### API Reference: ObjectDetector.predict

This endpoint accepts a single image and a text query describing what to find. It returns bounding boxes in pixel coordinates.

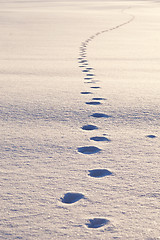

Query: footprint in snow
[91,113,111,118]
[90,136,111,142]
[79,60,87,63]
[90,86,100,89]
[82,124,98,130]
[84,81,93,84]
[88,169,112,178]
[78,146,101,154]
[81,91,92,94]
[86,67,94,70]
[146,135,156,138]
[84,77,92,80]
[92,97,106,100]
[87,73,94,76]
[61,192,84,204]
[79,59,86,61]
[86,101,101,105]
[86,218,109,228]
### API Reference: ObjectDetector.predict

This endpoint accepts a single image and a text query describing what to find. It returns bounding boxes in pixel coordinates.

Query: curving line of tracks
[61,7,135,230]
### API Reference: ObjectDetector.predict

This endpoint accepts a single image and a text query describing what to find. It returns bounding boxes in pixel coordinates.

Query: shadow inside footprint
[90,86,100,89]
[90,136,110,142]
[88,169,112,178]
[86,67,93,70]
[80,60,87,63]
[61,192,84,204]
[86,101,101,105]
[91,113,111,118]
[146,135,156,138]
[86,218,109,228]
[84,81,92,84]
[82,125,98,130]
[92,97,106,100]
[78,146,101,154]
[87,73,94,76]
[81,91,92,94]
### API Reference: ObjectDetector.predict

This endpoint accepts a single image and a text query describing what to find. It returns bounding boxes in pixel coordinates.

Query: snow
[0,0,160,239]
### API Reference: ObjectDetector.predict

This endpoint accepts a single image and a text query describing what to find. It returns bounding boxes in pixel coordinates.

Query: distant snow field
[0,0,160,239]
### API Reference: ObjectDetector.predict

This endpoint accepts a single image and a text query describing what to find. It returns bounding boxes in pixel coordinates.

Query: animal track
[61,193,84,204]
[88,169,112,178]
[87,73,94,77]
[146,135,156,138]
[78,146,101,154]
[81,91,92,94]
[86,218,109,228]
[86,67,94,70]
[84,81,93,84]
[79,60,87,63]
[90,136,111,142]
[85,101,101,105]
[77,8,135,233]
[91,113,111,118]
[92,97,106,100]
[90,86,100,89]
[82,125,98,130]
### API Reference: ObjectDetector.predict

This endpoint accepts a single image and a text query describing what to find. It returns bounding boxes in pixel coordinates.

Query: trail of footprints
[60,13,133,230]
[76,32,113,228]
[60,27,114,227]
[60,11,157,230]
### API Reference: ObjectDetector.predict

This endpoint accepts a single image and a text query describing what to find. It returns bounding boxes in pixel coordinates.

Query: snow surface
[0,0,160,239]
